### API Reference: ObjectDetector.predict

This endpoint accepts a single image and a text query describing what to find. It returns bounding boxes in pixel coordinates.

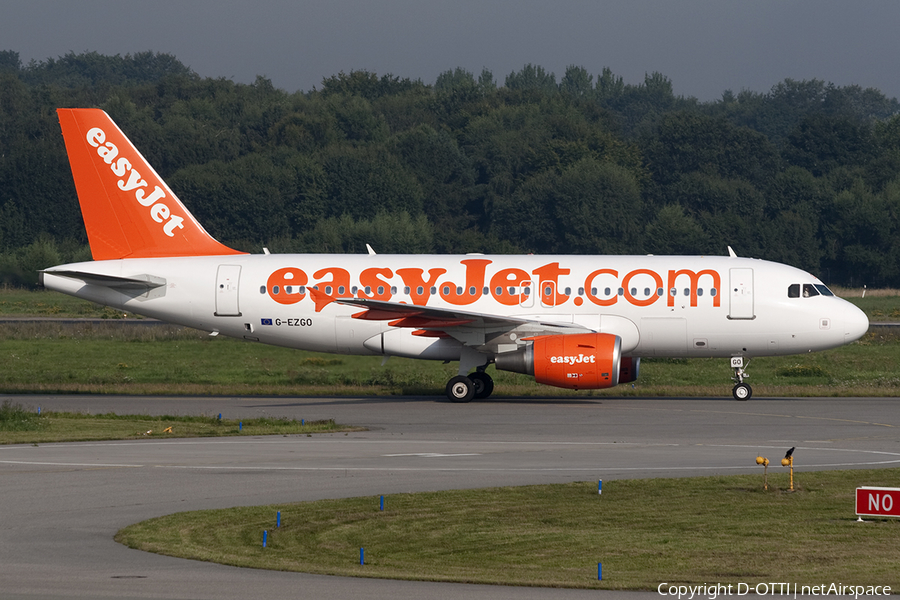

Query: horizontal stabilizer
[41,270,166,291]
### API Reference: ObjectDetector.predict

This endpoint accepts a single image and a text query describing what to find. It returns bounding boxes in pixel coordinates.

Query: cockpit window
[790,283,832,298]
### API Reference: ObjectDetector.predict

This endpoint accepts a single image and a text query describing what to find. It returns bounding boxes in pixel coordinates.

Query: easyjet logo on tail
[85,127,185,237]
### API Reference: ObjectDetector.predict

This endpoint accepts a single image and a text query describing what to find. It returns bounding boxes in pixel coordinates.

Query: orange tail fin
[57,108,244,260]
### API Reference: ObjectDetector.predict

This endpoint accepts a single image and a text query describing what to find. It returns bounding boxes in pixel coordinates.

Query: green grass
[843,294,900,322]
[0,399,44,431]
[116,468,900,589]
[0,288,133,318]
[1,322,899,396]
[0,400,357,444]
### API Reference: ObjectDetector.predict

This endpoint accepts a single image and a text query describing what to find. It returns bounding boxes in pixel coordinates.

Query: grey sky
[4,0,899,101]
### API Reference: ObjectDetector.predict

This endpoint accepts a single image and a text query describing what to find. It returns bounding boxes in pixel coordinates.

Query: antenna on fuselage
[727,246,738,258]
[366,244,377,255]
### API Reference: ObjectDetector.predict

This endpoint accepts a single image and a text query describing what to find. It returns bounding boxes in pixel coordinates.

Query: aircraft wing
[309,288,591,348]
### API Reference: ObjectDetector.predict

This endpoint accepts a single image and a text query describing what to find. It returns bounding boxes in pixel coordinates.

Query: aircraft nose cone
[843,303,869,342]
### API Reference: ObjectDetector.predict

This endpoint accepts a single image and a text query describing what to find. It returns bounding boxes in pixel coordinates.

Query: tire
[446,375,475,403]
[469,371,494,399]
[732,383,752,401]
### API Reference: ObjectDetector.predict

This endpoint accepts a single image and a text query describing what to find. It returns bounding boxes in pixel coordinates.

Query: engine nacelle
[619,356,640,384]
[494,333,621,390]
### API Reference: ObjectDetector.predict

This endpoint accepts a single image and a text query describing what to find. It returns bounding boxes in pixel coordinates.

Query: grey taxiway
[1,394,898,599]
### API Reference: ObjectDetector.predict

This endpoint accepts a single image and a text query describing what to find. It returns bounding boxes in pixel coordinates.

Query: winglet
[57,108,245,260]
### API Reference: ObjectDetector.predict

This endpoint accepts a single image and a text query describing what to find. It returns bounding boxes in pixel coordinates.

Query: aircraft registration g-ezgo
[42,109,870,401]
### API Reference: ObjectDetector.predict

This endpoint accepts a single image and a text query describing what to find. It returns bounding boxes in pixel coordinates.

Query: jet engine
[619,356,640,384]
[494,333,621,389]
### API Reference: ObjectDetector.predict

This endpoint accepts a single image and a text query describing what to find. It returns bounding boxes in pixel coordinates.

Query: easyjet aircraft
[41,109,869,401]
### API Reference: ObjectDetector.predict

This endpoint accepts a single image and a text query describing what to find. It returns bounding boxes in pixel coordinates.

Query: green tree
[560,65,593,98]
[596,67,624,101]
[785,115,874,177]
[824,179,900,286]
[505,64,557,94]
[321,145,424,220]
[0,50,21,72]
[319,70,421,100]
[299,212,435,254]
[644,205,710,255]
[642,112,780,190]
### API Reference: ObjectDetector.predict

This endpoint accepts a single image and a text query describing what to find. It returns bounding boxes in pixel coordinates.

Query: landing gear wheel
[446,375,475,403]
[732,383,752,401]
[468,371,494,399]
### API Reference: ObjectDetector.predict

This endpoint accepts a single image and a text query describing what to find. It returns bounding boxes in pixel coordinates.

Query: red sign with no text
[856,487,900,517]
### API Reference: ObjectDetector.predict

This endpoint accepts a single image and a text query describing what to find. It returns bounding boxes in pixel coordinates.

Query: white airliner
[41,109,869,401]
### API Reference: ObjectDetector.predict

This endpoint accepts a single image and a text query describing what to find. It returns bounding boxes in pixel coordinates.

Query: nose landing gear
[731,356,752,400]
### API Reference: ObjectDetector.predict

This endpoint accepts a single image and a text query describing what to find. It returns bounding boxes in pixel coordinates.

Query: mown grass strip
[115,468,900,589]
[0,401,359,444]
[2,322,900,397]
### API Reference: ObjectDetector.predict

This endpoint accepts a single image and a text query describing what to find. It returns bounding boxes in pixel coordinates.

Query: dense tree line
[1,50,899,287]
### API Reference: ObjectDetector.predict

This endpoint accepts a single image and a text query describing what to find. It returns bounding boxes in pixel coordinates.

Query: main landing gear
[731,356,752,400]
[445,368,494,403]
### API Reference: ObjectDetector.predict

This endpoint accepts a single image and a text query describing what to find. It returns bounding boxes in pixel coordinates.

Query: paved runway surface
[1,394,898,599]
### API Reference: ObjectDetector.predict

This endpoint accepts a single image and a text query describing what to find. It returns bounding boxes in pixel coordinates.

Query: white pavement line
[698,444,900,457]
[382,453,482,457]
[150,460,900,472]
[0,460,143,467]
